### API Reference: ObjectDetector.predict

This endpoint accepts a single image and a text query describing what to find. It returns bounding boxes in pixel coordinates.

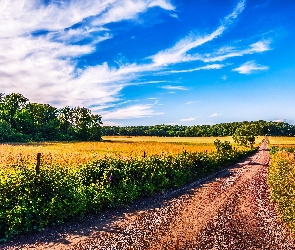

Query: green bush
[0,146,256,242]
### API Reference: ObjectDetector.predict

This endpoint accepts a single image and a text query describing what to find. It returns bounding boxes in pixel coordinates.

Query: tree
[26,103,60,140]
[0,93,28,129]
[232,124,261,149]
[70,107,103,141]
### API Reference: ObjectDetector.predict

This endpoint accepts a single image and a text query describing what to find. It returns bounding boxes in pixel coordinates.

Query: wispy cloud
[102,104,164,120]
[197,40,271,63]
[162,85,189,90]
[186,101,197,105]
[149,0,246,66]
[232,61,269,74]
[221,75,227,80]
[180,117,196,122]
[102,121,123,126]
[210,113,221,117]
[168,64,225,73]
[92,0,175,25]
[0,0,272,122]
[0,0,174,109]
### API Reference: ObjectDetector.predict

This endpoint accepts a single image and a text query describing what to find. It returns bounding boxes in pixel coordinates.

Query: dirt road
[3,139,295,249]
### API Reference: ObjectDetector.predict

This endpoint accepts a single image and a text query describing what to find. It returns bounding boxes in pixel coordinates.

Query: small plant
[214,139,232,153]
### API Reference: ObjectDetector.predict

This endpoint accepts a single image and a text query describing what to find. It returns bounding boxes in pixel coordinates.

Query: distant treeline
[0,93,103,142]
[102,121,295,137]
[1,93,294,142]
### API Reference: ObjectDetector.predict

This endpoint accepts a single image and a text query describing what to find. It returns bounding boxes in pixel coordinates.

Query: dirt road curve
[3,139,295,250]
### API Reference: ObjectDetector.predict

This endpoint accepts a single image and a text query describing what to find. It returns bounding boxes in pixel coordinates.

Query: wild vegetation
[268,138,295,233]
[0,138,256,241]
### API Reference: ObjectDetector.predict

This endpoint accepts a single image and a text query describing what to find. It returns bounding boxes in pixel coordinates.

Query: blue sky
[0,0,294,126]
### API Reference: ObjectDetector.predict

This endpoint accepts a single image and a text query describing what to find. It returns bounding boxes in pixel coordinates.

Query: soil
[2,139,295,249]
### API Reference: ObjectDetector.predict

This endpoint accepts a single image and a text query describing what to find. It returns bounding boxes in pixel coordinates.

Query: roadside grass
[268,137,295,234]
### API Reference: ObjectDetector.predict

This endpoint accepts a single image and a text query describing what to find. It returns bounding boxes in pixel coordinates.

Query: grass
[0,136,266,169]
[267,136,295,234]
[267,136,295,145]
[103,136,236,143]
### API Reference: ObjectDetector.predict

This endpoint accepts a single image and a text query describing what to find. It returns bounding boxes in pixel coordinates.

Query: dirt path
[3,139,295,249]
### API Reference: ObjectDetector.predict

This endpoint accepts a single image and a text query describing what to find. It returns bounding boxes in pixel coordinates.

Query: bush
[0,146,256,241]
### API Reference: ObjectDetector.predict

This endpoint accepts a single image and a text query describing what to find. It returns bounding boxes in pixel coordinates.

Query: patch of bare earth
[2,139,295,249]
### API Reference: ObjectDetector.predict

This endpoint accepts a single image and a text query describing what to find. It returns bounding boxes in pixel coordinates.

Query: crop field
[0,136,259,240]
[0,136,254,168]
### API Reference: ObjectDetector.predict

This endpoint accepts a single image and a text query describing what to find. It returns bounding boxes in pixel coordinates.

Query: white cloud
[180,117,196,122]
[221,75,227,80]
[0,0,174,109]
[232,61,269,74]
[102,104,164,120]
[186,101,197,105]
[162,85,189,90]
[223,0,246,25]
[0,0,271,122]
[197,40,271,63]
[273,119,285,123]
[168,64,225,73]
[149,0,245,66]
[210,113,221,117]
[102,121,123,126]
[92,0,175,25]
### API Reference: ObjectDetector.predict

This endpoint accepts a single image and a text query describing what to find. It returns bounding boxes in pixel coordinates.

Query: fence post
[143,151,146,158]
[36,153,41,175]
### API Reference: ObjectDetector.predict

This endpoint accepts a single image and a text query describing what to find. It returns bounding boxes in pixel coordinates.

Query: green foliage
[268,148,295,233]
[103,120,295,137]
[214,139,232,153]
[0,146,255,241]
[232,123,260,148]
[0,93,103,142]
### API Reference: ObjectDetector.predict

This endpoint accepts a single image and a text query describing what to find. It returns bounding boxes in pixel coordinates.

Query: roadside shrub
[268,148,295,232]
[0,146,256,242]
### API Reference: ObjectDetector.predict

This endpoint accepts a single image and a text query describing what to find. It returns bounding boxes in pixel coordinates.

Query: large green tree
[232,123,261,149]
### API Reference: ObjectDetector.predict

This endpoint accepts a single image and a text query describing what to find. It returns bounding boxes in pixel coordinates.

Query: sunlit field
[1,136,260,239]
[0,136,262,168]
[102,136,236,143]
[268,136,295,145]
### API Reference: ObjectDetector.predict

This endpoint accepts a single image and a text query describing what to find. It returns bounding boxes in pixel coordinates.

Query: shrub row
[0,147,255,241]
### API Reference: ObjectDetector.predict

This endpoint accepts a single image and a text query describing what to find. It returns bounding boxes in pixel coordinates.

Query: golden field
[0,136,266,168]
[267,136,295,145]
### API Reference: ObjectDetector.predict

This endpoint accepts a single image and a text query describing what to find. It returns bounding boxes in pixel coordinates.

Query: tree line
[1,93,294,142]
[0,93,103,142]
[102,120,295,137]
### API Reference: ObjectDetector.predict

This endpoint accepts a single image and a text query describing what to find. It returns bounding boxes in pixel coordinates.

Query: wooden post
[36,153,41,175]
[143,151,146,158]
